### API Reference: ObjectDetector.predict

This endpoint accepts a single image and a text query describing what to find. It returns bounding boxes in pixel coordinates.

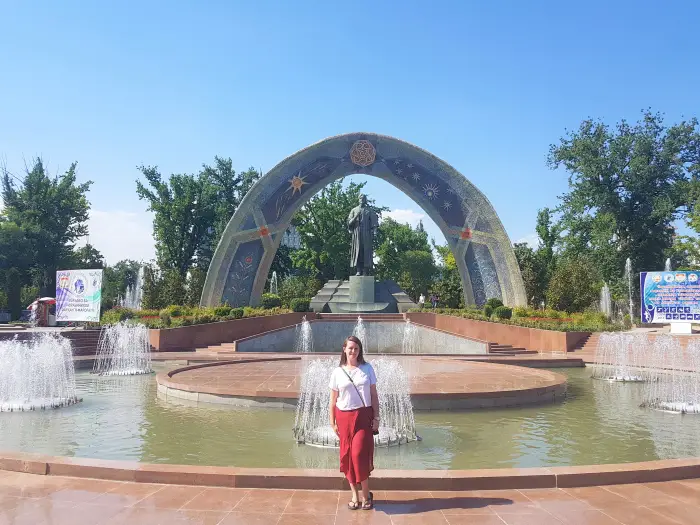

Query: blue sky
[2,1,698,263]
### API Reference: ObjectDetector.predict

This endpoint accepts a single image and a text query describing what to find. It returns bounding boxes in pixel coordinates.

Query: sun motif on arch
[349,140,376,167]
[423,183,439,200]
[287,171,308,195]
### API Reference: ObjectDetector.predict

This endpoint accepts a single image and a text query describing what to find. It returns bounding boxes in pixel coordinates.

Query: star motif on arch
[407,163,414,168]
[411,172,421,182]
[394,159,401,165]
[396,167,403,174]
[446,186,457,195]
[423,183,439,200]
[287,171,308,195]
[442,201,452,211]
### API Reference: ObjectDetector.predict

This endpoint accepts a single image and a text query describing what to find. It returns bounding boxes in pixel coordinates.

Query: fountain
[402,319,419,354]
[121,266,144,310]
[93,322,153,376]
[599,283,612,319]
[270,271,278,295]
[0,333,80,411]
[665,258,672,272]
[293,316,314,353]
[293,356,418,447]
[624,257,634,319]
[353,316,368,353]
[643,336,700,413]
[591,333,647,381]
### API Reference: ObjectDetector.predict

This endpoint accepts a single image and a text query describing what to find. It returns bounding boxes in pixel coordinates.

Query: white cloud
[79,210,155,265]
[515,232,539,249]
[383,208,426,228]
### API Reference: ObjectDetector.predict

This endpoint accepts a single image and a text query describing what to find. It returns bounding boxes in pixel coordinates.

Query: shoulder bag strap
[341,367,366,407]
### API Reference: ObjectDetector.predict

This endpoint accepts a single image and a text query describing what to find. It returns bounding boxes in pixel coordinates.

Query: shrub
[485,298,504,309]
[229,307,244,319]
[513,306,533,318]
[102,307,135,324]
[163,305,183,317]
[193,313,215,324]
[158,309,172,327]
[483,304,494,318]
[213,305,232,317]
[493,306,513,320]
[261,293,282,309]
[290,298,310,312]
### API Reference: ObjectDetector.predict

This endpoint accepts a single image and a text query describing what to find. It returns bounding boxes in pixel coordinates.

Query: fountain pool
[2,367,700,469]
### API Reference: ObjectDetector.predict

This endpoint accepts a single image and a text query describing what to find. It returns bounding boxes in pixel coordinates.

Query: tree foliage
[291,180,386,281]
[546,255,601,313]
[396,250,437,301]
[136,158,260,278]
[431,243,464,308]
[549,110,700,299]
[1,159,93,294]
[375,218,432,283]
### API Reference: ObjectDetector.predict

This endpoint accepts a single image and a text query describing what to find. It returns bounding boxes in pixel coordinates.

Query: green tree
[1,159,92,294]
[291,180,386,281]
[513,242,545,307]
[546,255,601,312]
[548,110,700,297]
[102,259,141,310]
[70,244,105,269]
[375,218,432,283]
[136,160,261,279]
[136,166,218,277]
[432,243,464,308]
[396,250,436,301]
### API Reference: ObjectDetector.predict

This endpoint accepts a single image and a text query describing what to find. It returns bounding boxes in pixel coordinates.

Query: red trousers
[335,406,375,484]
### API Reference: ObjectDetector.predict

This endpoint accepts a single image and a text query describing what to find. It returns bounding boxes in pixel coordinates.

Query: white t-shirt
[329,363,377,411]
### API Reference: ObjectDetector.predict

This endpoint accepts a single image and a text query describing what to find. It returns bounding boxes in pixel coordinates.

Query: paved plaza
[1,470,699,524]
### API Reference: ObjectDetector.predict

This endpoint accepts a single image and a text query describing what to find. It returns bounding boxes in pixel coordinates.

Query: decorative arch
[201,133,526,308]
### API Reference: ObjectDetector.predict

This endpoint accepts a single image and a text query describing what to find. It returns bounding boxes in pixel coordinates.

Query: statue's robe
[348,205,378,270]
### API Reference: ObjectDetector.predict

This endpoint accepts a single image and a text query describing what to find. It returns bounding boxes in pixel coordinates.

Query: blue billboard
[640,271,700,324]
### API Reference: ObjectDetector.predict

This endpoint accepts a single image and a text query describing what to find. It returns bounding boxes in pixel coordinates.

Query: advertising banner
[55,269,103,322]
[640,271,700,324]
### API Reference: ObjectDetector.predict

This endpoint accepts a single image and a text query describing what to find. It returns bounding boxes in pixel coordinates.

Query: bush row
[408,303,623,332]
[101,298,312,329]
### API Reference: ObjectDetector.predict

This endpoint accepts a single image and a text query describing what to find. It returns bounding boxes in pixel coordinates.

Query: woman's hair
[339,335,365,366]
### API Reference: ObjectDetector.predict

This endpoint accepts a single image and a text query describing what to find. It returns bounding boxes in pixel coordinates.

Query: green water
[1,367,699,470]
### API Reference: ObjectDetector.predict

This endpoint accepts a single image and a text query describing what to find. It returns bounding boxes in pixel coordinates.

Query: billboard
[640,271,700,324]
[55,269,103,322]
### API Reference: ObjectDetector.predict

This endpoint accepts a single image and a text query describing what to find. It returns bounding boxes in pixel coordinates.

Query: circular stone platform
[156,356,567,410]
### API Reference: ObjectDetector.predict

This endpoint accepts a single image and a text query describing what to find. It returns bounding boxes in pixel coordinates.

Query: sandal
[361,492,374,510]
[347,500,360,511]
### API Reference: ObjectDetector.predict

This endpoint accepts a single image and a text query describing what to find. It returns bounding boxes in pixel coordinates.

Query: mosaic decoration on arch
[201,133,526,309]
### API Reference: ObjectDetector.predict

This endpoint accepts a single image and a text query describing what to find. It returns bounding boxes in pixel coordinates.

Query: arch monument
[201,133,526,308]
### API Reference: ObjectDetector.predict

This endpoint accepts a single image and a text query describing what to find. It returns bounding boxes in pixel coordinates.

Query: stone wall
[149,312,309,352]
[234,320,489,354]
[406,312,589,352]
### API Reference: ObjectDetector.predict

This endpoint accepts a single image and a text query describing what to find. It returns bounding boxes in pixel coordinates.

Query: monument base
[310,278,416,314]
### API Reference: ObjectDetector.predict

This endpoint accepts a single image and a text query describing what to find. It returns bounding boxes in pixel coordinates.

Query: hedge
[101,305,291,329]
[407,307,622,332]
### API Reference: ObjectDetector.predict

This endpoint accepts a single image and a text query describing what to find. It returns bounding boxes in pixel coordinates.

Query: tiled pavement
[3,471,700,524]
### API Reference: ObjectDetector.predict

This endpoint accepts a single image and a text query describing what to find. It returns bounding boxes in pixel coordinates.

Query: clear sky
[2,1,698,264]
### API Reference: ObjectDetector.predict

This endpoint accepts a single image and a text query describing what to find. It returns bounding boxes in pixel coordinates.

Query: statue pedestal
[349,276,375,304]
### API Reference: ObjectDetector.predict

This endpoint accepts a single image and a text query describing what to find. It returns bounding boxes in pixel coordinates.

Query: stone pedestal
[670,322,693,335]
[349,276,375,304]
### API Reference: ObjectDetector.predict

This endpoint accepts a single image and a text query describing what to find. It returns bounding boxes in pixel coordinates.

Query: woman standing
[329,335,379,510]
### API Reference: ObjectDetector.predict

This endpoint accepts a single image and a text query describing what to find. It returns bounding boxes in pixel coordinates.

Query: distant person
[329,336,378,511]
[430,294,438,308]
[418,293,425,308]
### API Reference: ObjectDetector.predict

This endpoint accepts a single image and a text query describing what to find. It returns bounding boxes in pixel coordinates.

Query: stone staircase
[488,343,537,356]
[315,313,405,322]
[570,333,600,354]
